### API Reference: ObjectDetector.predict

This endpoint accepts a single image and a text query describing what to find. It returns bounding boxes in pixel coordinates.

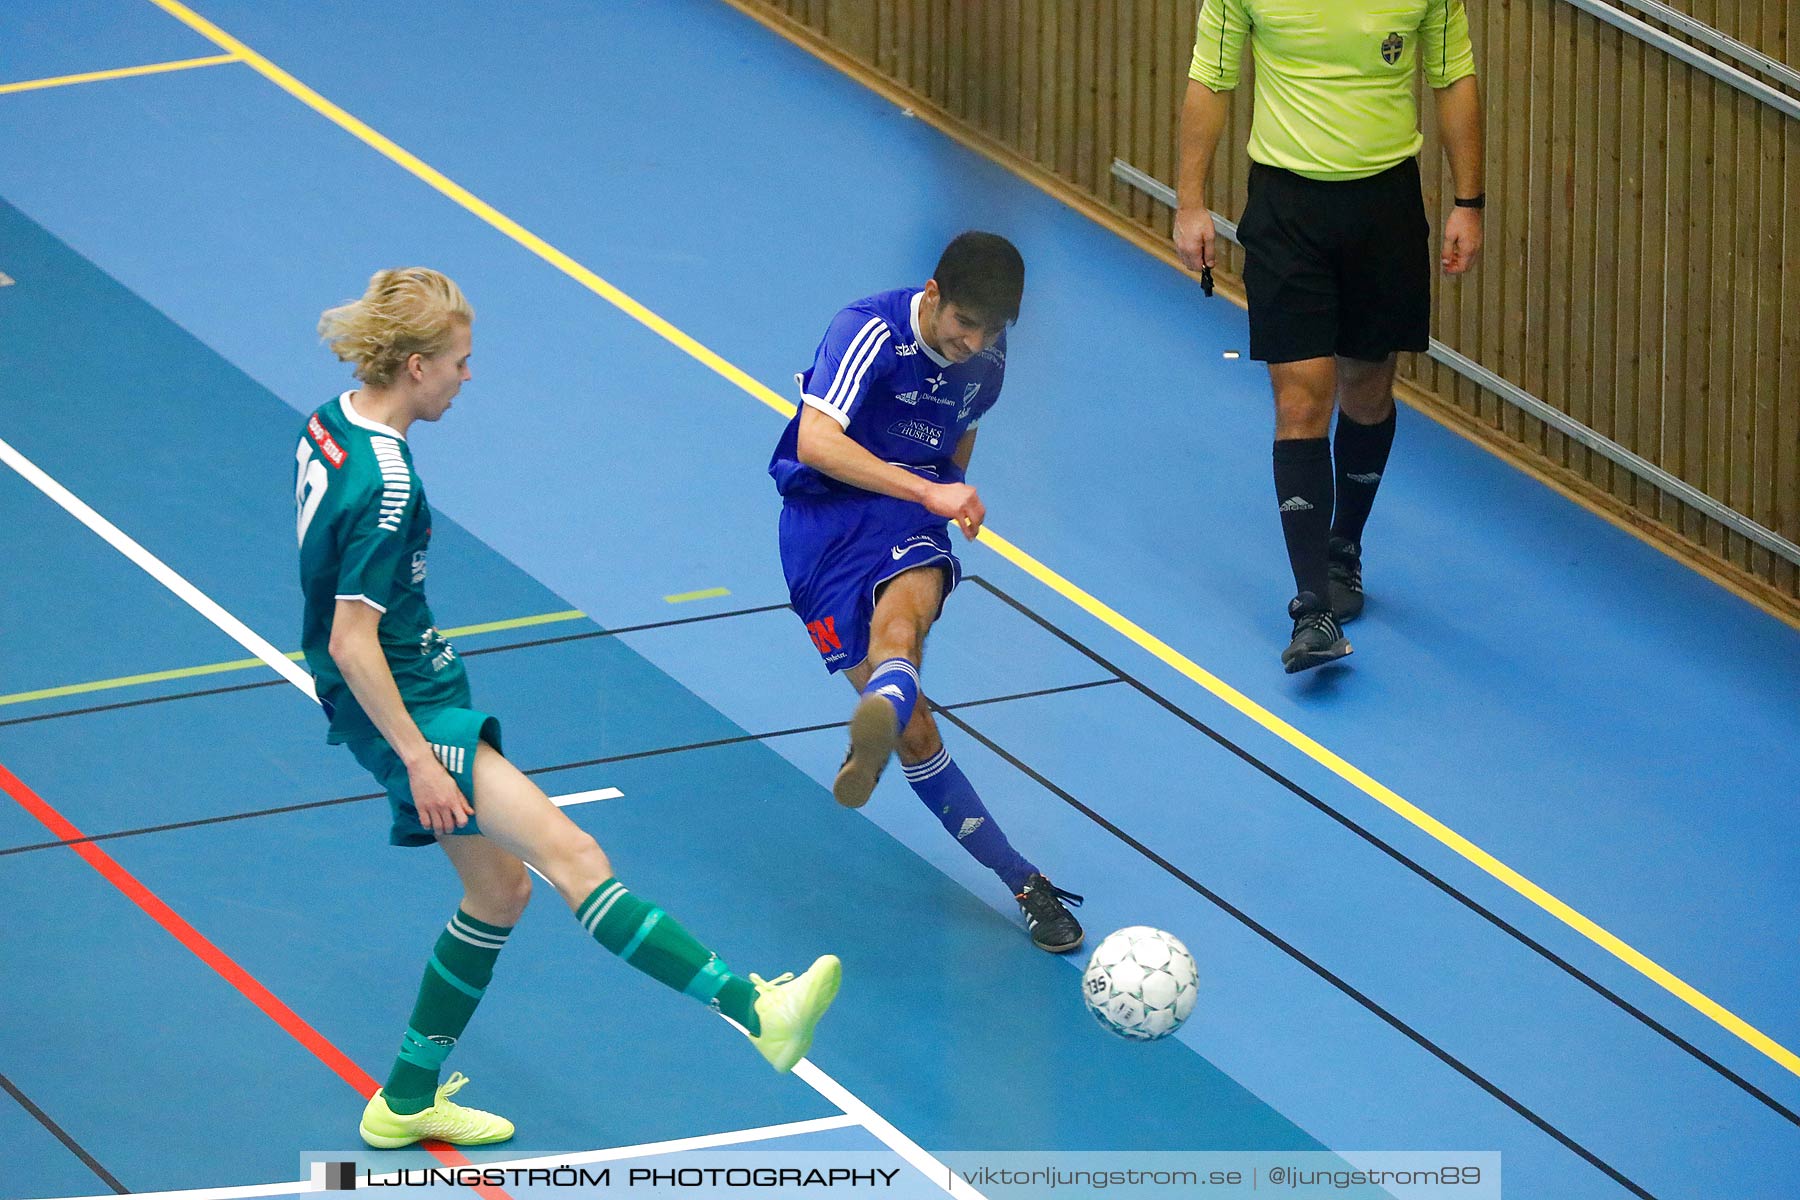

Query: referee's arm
[1175,0,1250,272]
[1175,83,1231,272]
[1426,0,1484,275]
[1433,76,1484,274]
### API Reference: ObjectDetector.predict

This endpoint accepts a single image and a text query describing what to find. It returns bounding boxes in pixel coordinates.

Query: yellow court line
[665,587,732,604]
[0,53,239,96]
[436,608,585,639]
[143,0,1800,1081]
[0,609,586,708]
[144,0,791,421]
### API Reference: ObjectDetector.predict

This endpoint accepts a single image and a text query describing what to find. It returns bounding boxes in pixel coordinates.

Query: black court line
[0,601,794,730]
[0,589,1682,1192]
[0,1069,127,1194]
[0,790,385,858]
[962,575,1799,1129]
[461,601,795,656]
[10,580,1786,1132]
[0,678,1122,858]
[0,676,292,729]
[522,678,1125,782]
[931,702,1656,1199]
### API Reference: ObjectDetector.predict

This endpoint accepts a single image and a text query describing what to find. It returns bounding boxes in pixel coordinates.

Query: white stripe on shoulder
[822,318,883,407]
[829,323,890,413]
[823,318,890,413]
[370,436,412,532]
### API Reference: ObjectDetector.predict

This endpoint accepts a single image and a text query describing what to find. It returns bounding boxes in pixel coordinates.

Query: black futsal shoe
[1015,874,1085,953]
[1282,592,1352,674]
[1327,537,1365,622]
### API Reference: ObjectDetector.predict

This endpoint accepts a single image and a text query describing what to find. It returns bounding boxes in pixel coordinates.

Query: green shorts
[345,707,504,848]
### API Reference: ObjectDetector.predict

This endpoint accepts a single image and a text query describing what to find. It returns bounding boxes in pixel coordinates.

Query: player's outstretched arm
[935,430,985,539]
[797,406,983,536]
[329,599,471,834]
[797,406,932,500]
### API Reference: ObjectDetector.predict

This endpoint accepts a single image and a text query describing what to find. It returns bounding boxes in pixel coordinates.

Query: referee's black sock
[1272,437,1333,607]
[1331,407,1397,546]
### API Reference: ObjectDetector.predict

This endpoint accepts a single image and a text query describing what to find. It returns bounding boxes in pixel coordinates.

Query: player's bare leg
[834,565,941,807]
[466,744,840,1072]
[460,745,612,905]
[359,824,538,1149]
[439,834,533,927]
[839,571,1084,951]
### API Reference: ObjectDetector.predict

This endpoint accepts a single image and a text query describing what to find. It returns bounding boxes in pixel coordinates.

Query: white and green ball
[1082,926,1199,1041]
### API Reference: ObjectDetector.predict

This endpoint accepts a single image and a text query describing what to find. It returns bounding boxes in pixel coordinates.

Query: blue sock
[902,747,1037,892]
[861,657,919,728]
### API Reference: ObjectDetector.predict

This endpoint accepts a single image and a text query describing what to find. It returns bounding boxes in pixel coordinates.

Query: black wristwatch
[1454,193,1486,209]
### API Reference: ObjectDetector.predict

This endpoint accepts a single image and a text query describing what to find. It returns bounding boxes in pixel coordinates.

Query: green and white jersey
[294,393,470,743]
[1191,0,1477,181]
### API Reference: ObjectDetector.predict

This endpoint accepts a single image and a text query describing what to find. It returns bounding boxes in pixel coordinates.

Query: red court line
[0,760,510,1199]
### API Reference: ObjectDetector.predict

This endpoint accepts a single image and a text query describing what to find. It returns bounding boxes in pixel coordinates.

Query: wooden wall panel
[740,0,1800,601]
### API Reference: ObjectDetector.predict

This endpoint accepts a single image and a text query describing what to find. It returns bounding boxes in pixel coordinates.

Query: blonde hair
[318,268,473,386]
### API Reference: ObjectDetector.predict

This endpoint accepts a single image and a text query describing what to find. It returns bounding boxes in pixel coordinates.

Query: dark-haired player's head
[918,231,1025,364]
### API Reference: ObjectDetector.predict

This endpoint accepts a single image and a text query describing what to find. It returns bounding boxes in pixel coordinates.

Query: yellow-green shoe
[358,1072,515,1149]
[745,955,842,1072]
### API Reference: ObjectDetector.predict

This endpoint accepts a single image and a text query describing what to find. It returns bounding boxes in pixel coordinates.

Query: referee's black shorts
[1237,157,1431,365]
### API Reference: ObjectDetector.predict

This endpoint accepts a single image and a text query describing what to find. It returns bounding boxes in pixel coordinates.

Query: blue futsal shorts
[778,491,961,674]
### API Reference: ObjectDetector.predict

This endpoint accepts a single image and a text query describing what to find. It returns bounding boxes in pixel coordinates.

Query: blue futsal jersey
[769,288,1005,498]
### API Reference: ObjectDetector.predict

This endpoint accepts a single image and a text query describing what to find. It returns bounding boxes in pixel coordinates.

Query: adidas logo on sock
[1279,496,1314,513]
[957,817,985,840]
[876,685,905,702]
[1346,471,1383,484]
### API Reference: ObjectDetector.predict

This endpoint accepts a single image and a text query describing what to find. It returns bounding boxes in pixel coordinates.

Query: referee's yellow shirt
[1190,1,1476,181]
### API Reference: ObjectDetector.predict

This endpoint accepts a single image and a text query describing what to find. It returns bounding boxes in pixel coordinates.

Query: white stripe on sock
[445,918,509,949]
[874,658,920,685]
[583,883,629,935]
[902,747,952,782]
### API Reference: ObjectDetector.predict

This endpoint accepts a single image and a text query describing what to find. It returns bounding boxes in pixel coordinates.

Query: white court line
[795,1062,987,1200]
[0,435,316,698]
[359,1113,862,1183]
[3,431,986,1198]
[525,793,625,884]
[29,1115,863,1200]
[551,787,622,807]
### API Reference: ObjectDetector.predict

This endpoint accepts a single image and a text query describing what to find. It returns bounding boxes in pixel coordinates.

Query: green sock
[382,909,512,1115]
[575,878,761,1035]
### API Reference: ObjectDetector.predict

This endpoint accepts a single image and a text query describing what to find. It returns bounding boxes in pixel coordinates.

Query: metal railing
[1610,0,1800,95]
[1110,158,1800,569]
[1562,0,1800,121]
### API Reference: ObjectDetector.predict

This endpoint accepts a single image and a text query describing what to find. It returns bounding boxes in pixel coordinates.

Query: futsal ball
[1082,926,1199,1041]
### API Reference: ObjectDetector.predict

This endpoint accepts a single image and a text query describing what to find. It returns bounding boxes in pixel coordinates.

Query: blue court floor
[1,4,1797,1199]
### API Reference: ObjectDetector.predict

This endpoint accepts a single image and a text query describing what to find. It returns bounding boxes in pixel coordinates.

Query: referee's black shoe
[1015,874,1084,953]
[1327,537,1365,622]
[1282,592,1352,674]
